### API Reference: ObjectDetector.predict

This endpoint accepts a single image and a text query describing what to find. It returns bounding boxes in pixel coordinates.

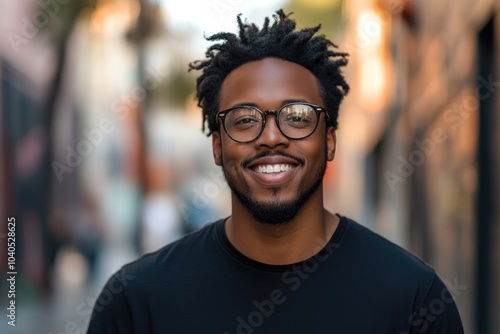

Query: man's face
[212,57,336,224]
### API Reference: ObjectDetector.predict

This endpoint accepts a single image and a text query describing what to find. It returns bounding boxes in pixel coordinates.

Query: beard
[222,151,327,225]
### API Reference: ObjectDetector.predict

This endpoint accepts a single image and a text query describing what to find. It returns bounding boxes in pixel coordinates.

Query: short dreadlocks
[189,9,350,135]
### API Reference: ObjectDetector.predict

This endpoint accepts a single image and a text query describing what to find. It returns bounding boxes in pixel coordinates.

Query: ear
[212,131,222,166]
[326,127,336,161]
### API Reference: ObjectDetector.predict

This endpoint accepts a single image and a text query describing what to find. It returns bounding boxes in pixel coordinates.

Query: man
[87,10,464,333]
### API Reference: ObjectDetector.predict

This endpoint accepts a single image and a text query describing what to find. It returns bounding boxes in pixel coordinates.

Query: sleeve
[86,268,134,334]
[408,274,465,334]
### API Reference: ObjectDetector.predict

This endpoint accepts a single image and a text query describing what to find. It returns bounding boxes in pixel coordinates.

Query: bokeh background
[1,0,499,333]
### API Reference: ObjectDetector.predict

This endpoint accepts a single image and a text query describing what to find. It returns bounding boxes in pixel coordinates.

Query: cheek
[220,145,244,175]
[223,159,240,177]
[302,137,327,161]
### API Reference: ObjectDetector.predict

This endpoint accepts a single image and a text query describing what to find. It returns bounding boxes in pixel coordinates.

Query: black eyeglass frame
[217,102,330,143]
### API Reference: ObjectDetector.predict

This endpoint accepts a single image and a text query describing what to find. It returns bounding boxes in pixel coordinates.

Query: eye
[234,116,259,125]
[285,115,312,122]
[281,105,315,126]
[228,107,261,129]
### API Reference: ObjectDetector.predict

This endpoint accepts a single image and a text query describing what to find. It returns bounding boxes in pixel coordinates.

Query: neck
[225,189,339,265]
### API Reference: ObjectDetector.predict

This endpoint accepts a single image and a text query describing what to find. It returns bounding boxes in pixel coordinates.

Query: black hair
[189,9,349,135]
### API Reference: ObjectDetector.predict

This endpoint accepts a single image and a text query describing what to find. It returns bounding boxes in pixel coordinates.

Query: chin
[247,199,302,225]
[230,180,323,225]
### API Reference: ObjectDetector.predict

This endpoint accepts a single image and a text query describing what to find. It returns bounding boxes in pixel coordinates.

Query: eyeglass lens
[223,104,319,142]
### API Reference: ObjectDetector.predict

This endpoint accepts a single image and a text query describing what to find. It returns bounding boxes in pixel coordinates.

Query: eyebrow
[229,99,309,109]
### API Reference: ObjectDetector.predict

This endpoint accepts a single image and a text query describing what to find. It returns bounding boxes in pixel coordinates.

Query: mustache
[243,151,305,168]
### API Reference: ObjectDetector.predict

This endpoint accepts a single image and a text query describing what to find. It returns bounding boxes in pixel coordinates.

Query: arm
[86,268,134,334]
[407,274,465,334]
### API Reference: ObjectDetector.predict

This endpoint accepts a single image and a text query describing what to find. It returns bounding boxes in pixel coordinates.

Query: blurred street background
[1,0,499,333]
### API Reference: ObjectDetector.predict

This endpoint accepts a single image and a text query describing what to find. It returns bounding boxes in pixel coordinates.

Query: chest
[128,267,413,334]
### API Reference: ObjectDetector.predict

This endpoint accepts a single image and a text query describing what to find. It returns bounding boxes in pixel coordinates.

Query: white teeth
[255,164,294,173]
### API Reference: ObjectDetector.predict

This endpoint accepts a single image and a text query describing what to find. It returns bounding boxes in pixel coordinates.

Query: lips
[244,151,304,169]
[245,152,303,186]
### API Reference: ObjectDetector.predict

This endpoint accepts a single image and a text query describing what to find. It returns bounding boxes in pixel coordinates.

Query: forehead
[218,57,324,110]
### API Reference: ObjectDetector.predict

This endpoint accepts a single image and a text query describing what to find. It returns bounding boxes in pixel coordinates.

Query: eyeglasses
[217,102,329,143]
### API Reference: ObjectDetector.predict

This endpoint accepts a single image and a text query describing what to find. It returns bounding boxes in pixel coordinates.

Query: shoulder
[343,216,434,273]
[340,216,437,296]
[87,220,224,332]
[120,220,222,284]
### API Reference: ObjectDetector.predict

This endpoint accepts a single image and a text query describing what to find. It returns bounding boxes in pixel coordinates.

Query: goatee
[222,153,327,225]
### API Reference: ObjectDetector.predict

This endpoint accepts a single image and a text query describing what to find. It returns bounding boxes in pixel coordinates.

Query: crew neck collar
[214,215,349,273]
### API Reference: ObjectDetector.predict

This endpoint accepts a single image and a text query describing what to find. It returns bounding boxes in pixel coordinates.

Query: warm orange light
[360,57,387,109]
[355,9,389,113]
[89,0,140,34]
[357,10,383,46]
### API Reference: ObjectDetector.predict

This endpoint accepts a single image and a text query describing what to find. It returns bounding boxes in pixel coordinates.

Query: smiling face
[212,57,336,225]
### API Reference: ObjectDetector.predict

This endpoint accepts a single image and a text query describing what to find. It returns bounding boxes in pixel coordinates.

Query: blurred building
[337,0,499,333]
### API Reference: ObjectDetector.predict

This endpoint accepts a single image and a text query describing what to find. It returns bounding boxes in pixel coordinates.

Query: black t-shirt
[87,216,464,333]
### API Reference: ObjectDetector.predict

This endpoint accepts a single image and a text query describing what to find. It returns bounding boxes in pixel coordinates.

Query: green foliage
[41,0,96,45]
[283,0,344,40]
[160,70,196,108]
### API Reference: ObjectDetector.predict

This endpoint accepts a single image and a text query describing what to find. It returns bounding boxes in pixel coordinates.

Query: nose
[254,114,289,148]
